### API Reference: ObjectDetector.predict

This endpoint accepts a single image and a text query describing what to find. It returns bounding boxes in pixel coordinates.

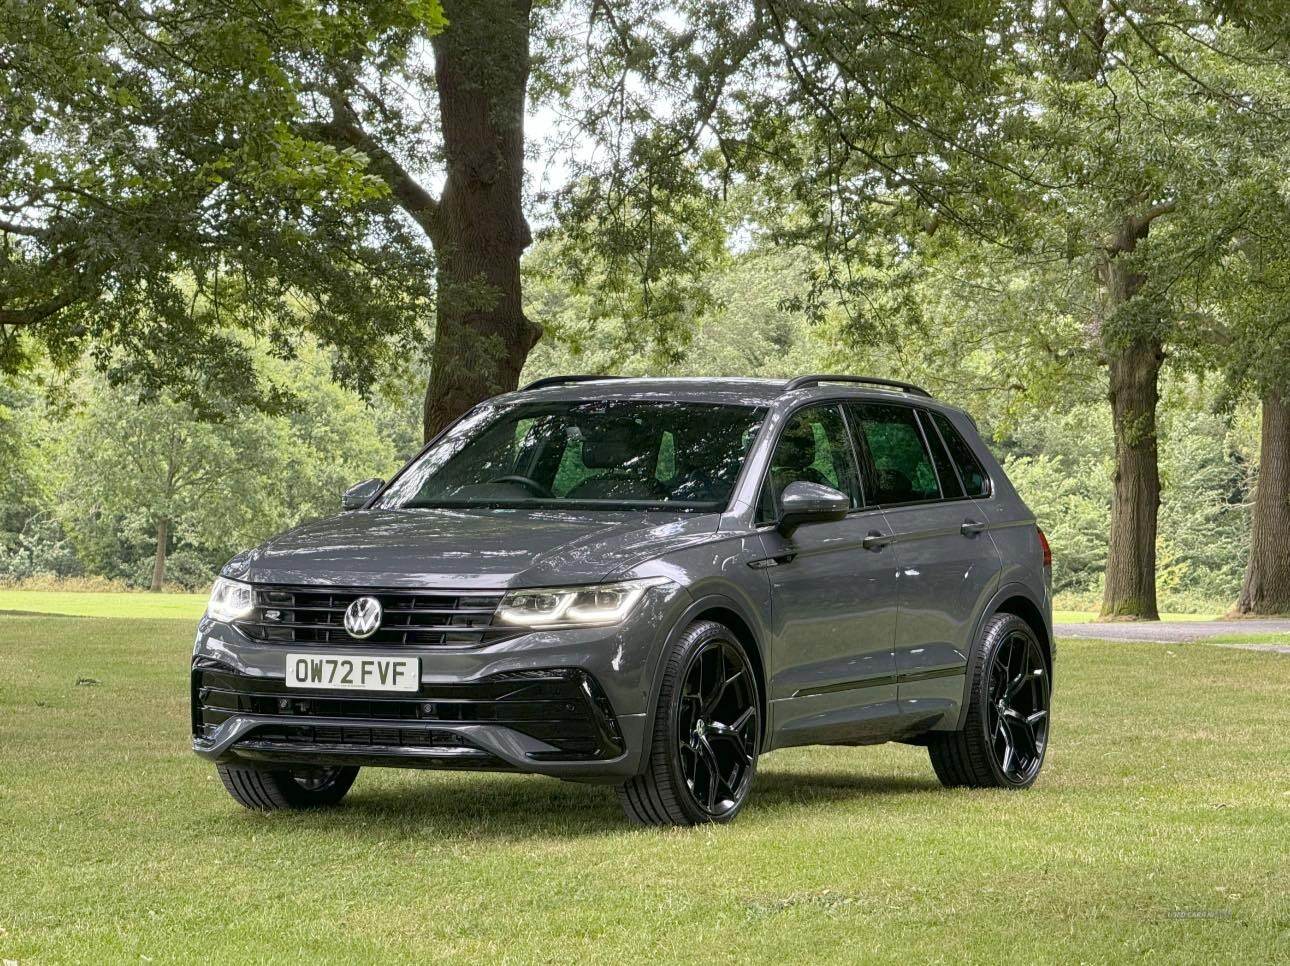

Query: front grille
[192,663,624,761]
[234,585,511,646]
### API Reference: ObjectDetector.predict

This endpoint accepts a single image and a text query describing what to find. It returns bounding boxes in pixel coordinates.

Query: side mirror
[777,480,850,535]
[341,478,385,511]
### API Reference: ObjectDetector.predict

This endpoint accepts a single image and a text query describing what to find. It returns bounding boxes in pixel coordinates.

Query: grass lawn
[0,588,208,620]
[1207,632,1290,647]
[1,615,1286,964]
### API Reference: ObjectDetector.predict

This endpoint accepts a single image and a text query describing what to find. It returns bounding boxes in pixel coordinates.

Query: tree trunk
[150,517,169,593]
[423,0,542,441]
[1100,336,1163,620]
[1236,392,1290,615]
[1095,208,1167,623]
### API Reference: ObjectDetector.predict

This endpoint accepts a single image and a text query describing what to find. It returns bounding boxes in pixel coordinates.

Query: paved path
[1057,619,1290,654]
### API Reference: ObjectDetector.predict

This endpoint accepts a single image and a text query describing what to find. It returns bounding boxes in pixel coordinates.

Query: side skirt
[769,667,967,749]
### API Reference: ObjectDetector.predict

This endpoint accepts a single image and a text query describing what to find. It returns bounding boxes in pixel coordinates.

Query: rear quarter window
[930,411,991,498]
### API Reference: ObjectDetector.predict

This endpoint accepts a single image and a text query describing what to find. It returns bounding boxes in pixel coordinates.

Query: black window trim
[835,403,869,509]
[916,407,968,497]
[913,407,960,499]
[926,407,995,501]
[749,396,996,527]
[845,400,985,510]
[910,406,947,501]
[752,399,875,527]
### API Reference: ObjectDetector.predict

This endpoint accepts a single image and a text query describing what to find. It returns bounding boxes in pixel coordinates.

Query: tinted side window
[918,410,964,499]
[761,404,861,516]
[931,411,991,498]
[849,403,941,505]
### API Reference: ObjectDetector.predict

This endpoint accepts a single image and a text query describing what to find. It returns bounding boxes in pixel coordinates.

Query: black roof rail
[784,374,932,398]
[521,374,624,392]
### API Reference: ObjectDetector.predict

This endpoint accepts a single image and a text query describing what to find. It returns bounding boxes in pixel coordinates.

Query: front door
[846,402,1002,728]
[756,403,902,748]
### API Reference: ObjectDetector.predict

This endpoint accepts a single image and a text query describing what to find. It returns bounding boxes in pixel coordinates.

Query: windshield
[377,399,767,512]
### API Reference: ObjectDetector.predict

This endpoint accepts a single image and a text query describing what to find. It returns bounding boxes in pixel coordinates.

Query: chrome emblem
[343,596,383,639]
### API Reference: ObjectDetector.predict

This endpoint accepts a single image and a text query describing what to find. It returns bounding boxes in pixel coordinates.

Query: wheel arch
[689,604,768,744]
[952,582,1053,731]
[993,594,1053,674]
[641,592,771,759]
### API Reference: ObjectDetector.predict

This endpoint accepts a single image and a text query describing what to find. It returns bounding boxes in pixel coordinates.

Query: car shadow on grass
[256,768,941,839]
[754,769,940,806]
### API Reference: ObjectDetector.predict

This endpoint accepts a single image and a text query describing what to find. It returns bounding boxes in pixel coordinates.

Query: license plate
[285,653,420,692]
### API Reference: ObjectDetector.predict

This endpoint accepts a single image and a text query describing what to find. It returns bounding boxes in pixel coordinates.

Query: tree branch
[1104,0,1283,118]
[0,290,79,326]
[1137,199,1178,229]
[0,218,47,238]
[1104,199,1178,255]
[305,94,443,242]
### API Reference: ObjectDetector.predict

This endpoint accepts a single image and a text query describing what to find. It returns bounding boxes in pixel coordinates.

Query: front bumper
[190,584,684,782]
[191,662,648,780]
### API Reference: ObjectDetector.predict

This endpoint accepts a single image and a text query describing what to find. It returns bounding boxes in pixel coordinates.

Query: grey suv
[193,375,1053,825]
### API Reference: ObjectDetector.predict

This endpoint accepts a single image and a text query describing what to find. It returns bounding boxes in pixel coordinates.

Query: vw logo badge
[343,596,383,639]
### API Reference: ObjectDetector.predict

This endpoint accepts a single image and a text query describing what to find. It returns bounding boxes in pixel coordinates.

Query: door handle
[862,530,892,551]
[961,519,988,537]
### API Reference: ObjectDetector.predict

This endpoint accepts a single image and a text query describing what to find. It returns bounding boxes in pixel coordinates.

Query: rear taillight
[1037,527,1052,568]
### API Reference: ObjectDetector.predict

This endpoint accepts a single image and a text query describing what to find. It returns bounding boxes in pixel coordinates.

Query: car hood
[223,507,723,589]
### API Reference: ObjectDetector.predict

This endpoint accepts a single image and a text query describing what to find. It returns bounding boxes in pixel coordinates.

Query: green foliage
[1,342,411,587]
[1,0,445,409]
[539,1,1043,336]
[0,378,45,536]
[266,343,409,523]
[1156,405,1251,606]
[52,377,291,577]
[4,0,1287,611]
[996,382,1255,610]
[129,547,214,593]
[1005,452,1109,594]
[774,5,1290,420]
[998,399,1116,597]
[0,510,80,581]
[524,241,848,379]
[1178,174,1290,401]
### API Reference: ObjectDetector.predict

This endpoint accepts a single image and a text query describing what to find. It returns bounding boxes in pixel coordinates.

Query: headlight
[207,576,254,622]
[496,577,671,628]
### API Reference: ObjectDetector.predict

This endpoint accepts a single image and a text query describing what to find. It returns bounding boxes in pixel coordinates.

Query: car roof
[514,377,786,406]
[509,376,963,413]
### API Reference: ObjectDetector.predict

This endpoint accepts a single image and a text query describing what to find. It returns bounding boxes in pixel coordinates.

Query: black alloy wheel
[985,629,1049,784]
[674,637,760,817]
[928,612,1051,790]
[618,621,762,825]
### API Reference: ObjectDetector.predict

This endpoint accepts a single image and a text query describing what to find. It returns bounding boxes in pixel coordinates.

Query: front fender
[634,589,773,767]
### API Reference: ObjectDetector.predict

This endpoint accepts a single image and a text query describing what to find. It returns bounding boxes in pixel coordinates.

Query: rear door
[845,402,1001,727]
[757,403,902,748]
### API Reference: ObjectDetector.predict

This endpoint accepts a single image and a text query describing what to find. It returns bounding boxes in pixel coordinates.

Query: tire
[617,620,761,826]
[216,763,359,811]
[928,613,1051,790]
